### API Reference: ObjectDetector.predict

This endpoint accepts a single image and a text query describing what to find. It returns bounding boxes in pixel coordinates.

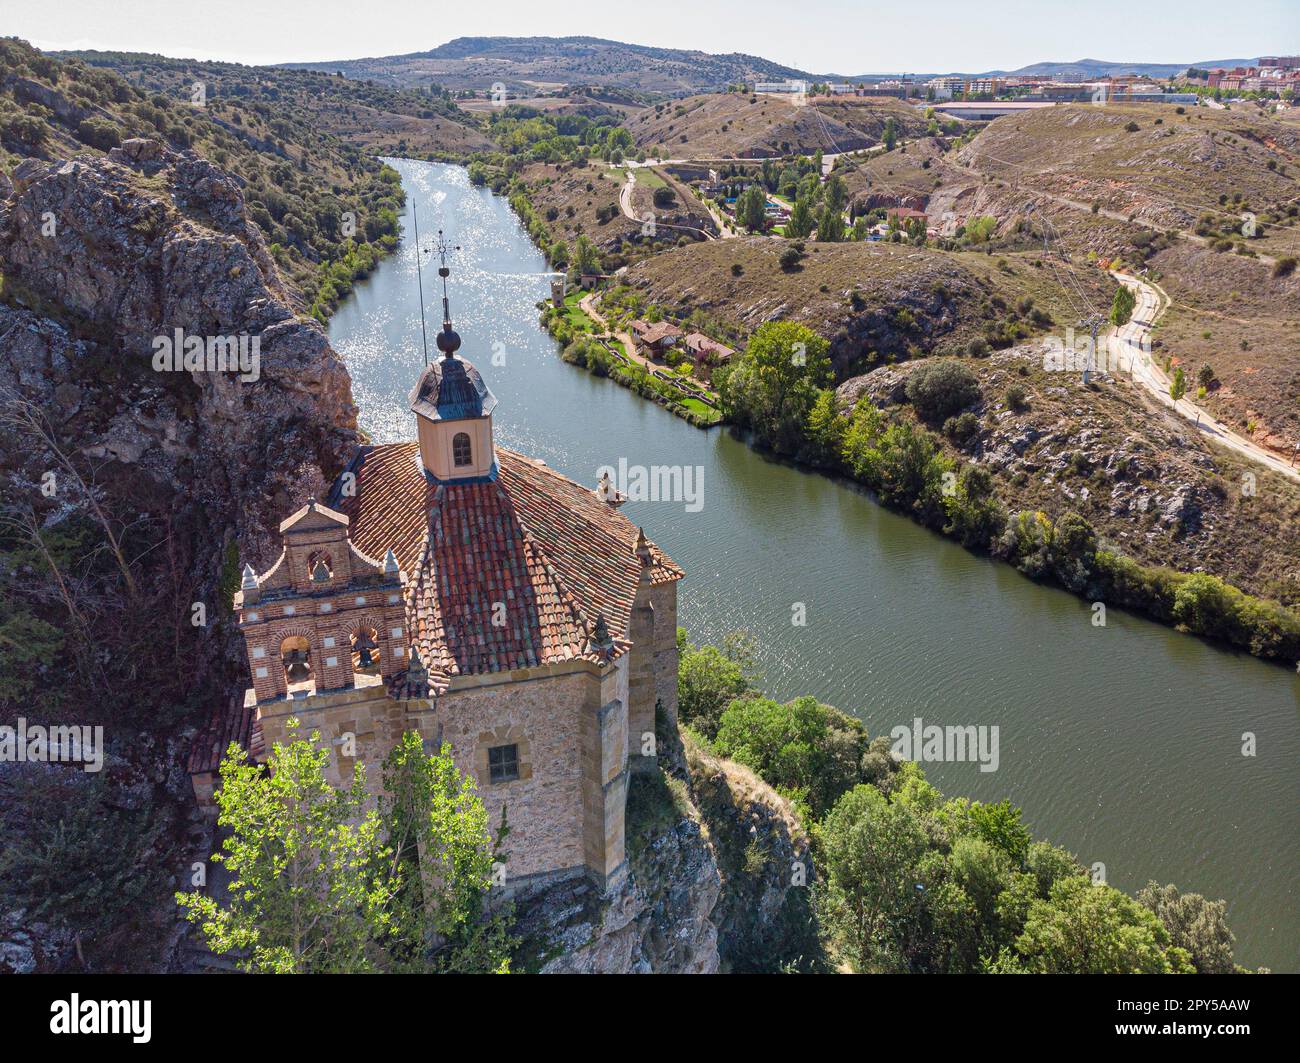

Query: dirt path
[1109,271,1299,481]
[617,167,726,240]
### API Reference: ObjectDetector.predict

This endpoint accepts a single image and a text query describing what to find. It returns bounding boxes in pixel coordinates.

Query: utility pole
[1080,314,1105,385]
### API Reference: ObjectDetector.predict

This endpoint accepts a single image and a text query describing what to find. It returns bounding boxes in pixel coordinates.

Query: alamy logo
[890,717,1000,773]
[50,995,151,1043]
[152,328,261,382]
[596,459,704,512]
[0,717,103,772]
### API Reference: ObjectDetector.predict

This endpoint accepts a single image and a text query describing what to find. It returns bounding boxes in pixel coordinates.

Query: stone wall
[252,656,632,887]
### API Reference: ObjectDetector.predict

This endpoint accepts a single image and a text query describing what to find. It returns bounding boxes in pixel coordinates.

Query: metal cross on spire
[411,204,462,366]
[433,229,461,336]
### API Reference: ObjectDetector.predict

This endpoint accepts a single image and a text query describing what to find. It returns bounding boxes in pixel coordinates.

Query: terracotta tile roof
[684,332,735,360]
[331,442,681,686]
[332,444,437,573]
[189,694,255,775]
[631,320,683,345]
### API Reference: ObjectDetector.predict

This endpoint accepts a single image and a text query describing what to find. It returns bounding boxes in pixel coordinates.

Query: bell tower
[407,229,497,483]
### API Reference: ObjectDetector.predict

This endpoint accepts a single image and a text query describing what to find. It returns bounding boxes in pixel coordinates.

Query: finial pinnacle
[433,229,462,360]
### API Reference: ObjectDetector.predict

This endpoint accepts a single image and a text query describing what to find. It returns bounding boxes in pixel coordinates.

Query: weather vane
[411,204,461,366]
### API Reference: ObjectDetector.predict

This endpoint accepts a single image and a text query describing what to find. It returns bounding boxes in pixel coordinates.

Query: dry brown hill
[628,93,929,159]
[619,236,1112,376]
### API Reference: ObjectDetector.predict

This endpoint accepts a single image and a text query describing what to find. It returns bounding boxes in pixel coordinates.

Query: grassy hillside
[955,103,1300,255]
[628,92,930,158]
[60,50,493,158]
[1,40,406,316]
[618,236,1112,375]
[862,347,1300,604]
[921,101,1300,438]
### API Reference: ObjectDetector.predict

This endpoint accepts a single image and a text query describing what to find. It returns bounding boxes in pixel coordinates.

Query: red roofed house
[886,206,928,227]
[630,319,683,358]
[682,332,735,381]
[199,290,683,897]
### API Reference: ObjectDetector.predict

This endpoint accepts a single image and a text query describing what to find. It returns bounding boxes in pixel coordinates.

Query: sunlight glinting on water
[328,159,1300,972]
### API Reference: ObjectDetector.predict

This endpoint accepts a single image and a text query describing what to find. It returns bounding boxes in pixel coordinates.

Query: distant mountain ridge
[277,37,1273,95]
[279,35,814,95]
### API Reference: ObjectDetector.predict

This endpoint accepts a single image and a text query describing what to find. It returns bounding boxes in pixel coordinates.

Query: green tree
[572,234,600,276]
[714,695,869,818]
[1014,876,1194,973]
[176,722,512,973]
[944,464,1007,550]
[1110,284,1136,326]
[1137,882,1237,974]
[786,195,815,239]
[176,721,393,973]
[883,116,898,151]
[676,629,757,738]
[720,320,832,454]
[823,173,847,214]
[735,184,767,231]
[873,420,953,525]
[905,359,981,422]
[804,388,849,467]
[381,732,514,972]
[817,203,846,242]
[816,784,928,971]
[1170,365,1188,401]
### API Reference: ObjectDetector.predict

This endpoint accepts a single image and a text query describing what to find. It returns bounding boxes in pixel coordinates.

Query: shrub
[943,410,981,447]
[905,359,981,422]
[1273,256,1297,278]
[1004,382,1028,411]
[713,694,872,818]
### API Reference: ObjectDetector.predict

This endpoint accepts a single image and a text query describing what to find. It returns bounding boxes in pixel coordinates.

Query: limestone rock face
[0,141,356,554]
[520,817,722,974]
[513,740,816,974]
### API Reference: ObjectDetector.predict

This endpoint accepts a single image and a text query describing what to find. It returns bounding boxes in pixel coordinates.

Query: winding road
[1108,271,1299,481]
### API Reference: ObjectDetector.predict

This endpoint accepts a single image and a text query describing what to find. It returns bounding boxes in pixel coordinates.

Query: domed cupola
[407,226,498,483]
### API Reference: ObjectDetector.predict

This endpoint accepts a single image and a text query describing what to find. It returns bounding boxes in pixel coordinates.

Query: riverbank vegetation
[715,321,1300,665]
[677,630,1252,974]
[537,303,722,428]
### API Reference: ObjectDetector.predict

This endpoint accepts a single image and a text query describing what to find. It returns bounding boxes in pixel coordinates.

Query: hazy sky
[8,0,1298,73]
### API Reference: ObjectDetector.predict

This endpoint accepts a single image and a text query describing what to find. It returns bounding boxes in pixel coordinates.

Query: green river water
[328,159,1299,970]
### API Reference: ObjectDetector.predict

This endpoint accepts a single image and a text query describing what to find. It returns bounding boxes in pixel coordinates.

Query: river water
[329,158,1299,970]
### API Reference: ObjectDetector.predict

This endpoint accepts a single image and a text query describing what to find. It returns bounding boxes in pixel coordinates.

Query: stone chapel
[189,274,682,895]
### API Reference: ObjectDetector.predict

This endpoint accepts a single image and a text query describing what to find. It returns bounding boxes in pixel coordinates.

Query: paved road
[1108,271,1299,481]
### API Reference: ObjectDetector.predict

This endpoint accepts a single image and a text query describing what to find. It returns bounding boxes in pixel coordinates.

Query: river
[329,158,1299,971]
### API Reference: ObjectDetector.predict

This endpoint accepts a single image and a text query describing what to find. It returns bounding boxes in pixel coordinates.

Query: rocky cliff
[512,737,818,974]
[0,140,357,971]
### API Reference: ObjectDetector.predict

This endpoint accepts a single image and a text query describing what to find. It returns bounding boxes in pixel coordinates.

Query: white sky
[7,0,1298,74]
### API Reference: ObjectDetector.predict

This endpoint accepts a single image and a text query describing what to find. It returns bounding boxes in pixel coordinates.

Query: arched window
[452,432,473,467]
[350,625,380,674]
[280,635,312,690]
[307,550,332,583]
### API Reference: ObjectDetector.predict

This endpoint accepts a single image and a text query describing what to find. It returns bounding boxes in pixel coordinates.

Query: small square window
[487,744,519,784]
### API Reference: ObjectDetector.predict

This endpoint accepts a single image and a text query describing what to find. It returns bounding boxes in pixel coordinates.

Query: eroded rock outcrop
[0,141,358,971]
[0,139,356,556]
[512,738,817,974]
